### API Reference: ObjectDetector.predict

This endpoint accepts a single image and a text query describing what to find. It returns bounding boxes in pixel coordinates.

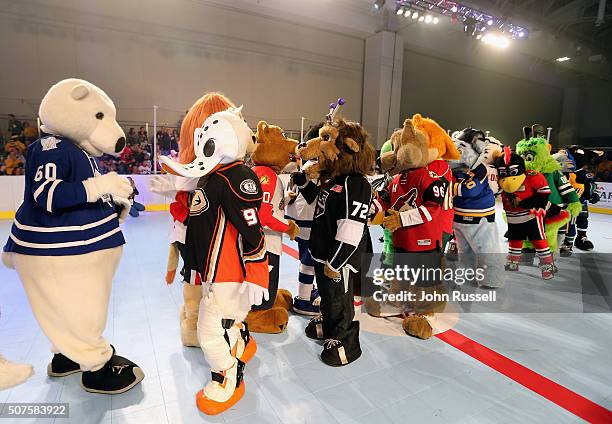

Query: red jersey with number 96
[381,160,452,252]
[184,161,269,288]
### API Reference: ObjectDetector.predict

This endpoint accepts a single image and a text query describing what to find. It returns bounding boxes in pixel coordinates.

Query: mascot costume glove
[239,282,270,307]
[149,174,199,197]
[83,171,132,201]
[2,78,143,395]
[160,106,268,415]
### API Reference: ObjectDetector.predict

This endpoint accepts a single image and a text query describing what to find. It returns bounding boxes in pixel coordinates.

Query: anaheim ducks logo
[190,189,209,216]
[240,179,258,195]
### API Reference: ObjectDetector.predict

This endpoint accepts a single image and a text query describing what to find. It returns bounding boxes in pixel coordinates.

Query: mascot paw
[1,252,15,270]
[180,305,199,347]
[382,210,403,232]
[402,314,434,340]
[273,288,293,311]
[245,308,288,334]
[324,264,340,280]
[286,220,300,241]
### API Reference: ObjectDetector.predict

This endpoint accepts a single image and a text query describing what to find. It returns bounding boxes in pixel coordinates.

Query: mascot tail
[544,209,570,252]
[166,243,180,284]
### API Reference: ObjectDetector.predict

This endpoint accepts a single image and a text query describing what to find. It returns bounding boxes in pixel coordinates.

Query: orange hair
[178,92,235,164]
[411,113,460,161]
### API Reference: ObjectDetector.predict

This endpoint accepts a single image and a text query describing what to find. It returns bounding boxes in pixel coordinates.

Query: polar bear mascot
[1,78,144,394]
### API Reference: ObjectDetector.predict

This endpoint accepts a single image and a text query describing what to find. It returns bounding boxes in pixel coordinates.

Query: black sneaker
[320,339,361,367]
[47,353,81,377]
[305,315,325,340]
[81,351,144,394]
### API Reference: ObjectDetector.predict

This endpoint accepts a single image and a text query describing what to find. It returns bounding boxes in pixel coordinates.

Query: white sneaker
[0,355,34,391]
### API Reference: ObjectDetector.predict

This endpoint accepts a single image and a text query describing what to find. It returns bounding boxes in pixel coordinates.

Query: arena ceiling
[472,0,612,59]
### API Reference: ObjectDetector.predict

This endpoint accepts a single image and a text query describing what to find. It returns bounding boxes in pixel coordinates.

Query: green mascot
[515,125,581,253]
[379,139,395,265]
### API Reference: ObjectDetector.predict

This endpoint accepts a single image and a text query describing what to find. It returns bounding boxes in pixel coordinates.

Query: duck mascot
[159,106,268,414]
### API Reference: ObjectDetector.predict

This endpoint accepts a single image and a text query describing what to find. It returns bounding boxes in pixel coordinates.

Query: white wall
[0,0,365,131]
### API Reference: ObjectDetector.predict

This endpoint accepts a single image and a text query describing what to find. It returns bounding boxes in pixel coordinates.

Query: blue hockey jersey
[452,164,496,224]
[4,135,125,256]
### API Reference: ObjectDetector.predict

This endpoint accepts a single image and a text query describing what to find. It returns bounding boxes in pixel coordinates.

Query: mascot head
[552,149,576,173]
[566,145,605,170]
[516,124,560,174]
[449,129,482,170]
[494,146,527,193]
[298,119,375,180]
[380,114,459,175]
[177,92,255,165]
[516,136,560,174]
[251,121,299,173]
[39,78,125,157]
[160,106,254,178]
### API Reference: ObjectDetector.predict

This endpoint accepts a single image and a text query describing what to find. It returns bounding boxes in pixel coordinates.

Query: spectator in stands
[4,146,25,175]
[7,114,23,137]
[169,129,178,152]
[127,127,137,145]
[138,126,148,143]
[22,122,38,144]
[5,136,26,155]
[159,127,172,155]
[120,143,133,163]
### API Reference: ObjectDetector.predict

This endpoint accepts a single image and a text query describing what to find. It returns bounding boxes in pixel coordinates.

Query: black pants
[315,262,359,345]
[252,253,279,311]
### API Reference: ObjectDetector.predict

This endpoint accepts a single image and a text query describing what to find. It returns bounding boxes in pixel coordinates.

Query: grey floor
[0,209,611,424]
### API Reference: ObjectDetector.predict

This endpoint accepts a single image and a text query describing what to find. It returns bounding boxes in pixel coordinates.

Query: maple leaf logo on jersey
[41,136,61,151]
[189,189,209,216]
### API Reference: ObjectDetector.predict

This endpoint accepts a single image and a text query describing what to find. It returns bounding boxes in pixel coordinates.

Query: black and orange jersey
[184,161,269,288]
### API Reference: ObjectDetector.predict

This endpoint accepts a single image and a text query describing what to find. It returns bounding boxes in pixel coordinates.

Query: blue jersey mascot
[449,129,505,288]
[1,79,144,394]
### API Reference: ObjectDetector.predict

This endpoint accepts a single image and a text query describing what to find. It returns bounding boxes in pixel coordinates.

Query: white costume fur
[3,79,130,372]
[12,247,122,371]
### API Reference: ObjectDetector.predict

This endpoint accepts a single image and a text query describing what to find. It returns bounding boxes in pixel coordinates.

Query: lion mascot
[297,100,375,366]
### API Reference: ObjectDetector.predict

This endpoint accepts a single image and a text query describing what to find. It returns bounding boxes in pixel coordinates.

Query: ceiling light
[481,33,510,48]
[418,16,425,22]
[451,5,458,13]
[396,6,404,15]
[404,9,411,17]
[487,19,494,26]
[556,56,571,62]
[425,15,433,24]
[433,17,439,24]
[412,11,419,19]
[518,31,525,38]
